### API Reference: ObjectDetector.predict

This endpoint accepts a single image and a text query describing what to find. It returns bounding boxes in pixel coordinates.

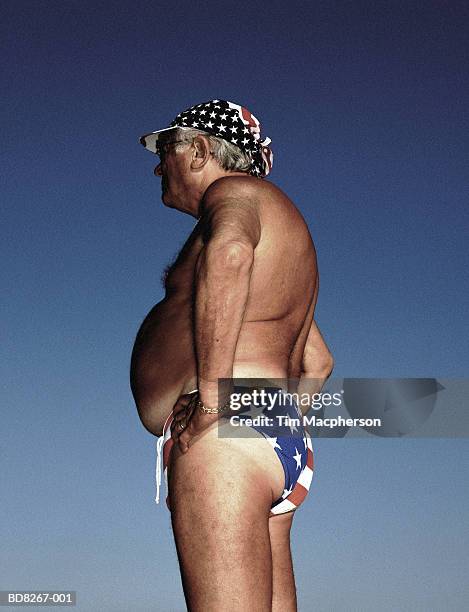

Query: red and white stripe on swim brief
[269,433,314,516]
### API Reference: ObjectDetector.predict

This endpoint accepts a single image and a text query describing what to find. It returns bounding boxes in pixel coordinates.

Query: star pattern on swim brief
[250,403,267,419]
[264,434,282,450]
[293,448,302,470]
[288,419,299,435]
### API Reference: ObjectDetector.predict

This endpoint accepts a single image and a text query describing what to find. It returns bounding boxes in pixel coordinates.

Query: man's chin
[161,195,177,211]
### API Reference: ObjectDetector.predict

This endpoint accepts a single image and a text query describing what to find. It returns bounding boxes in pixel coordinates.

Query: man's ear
[191,136,212,169]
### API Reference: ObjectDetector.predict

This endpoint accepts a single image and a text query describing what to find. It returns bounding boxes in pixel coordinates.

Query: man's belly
[130,299,197,435]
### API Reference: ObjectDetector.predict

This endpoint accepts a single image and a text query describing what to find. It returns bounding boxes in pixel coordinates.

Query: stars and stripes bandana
[140,100,273,177]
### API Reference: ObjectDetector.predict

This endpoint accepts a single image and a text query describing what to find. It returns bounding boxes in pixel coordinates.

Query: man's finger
[178,430,190,453]
[171,421,180,444]
[173,392,198,409]
[172,401,189,416]
[173,410,187,423]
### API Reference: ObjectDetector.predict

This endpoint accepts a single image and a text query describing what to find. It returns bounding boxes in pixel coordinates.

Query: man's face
[154,137,193,211]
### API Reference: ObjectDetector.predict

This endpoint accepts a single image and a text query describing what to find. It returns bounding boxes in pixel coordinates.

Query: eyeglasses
[154,139,190,160]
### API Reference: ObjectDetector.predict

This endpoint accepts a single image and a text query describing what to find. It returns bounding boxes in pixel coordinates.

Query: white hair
[173,127,252,173]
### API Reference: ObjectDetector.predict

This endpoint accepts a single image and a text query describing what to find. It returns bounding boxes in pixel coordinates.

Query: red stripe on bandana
[241,107,260,132]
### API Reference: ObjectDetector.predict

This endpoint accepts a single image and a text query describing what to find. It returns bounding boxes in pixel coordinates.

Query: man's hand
[170,392,219,453]
[296,320,334,415]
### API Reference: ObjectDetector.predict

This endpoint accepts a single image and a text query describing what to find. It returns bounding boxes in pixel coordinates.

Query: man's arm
[196,181,261,406]
[176,179,260,450]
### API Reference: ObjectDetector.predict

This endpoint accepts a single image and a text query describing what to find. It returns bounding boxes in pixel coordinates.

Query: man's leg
[269,512,297,612]
[168,426,285,611]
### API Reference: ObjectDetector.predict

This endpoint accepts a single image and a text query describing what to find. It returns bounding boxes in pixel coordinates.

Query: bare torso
[130,178,318,435]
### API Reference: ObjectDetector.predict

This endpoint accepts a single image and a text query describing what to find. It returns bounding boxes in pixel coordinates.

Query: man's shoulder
[201,176,304,237]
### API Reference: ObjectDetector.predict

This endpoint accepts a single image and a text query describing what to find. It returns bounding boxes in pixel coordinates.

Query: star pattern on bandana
[169,100,273,177]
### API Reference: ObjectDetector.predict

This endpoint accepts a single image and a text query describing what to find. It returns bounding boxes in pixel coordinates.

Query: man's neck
[194,170,248,217]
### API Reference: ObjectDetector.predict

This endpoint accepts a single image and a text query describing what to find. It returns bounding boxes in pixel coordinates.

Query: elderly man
[130,100,333,611]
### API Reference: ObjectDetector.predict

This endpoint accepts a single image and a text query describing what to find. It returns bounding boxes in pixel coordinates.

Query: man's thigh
[269,512,297,612]
[168,426,286,610]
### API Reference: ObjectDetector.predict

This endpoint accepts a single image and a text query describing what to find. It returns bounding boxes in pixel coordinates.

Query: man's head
[140,100,273,215]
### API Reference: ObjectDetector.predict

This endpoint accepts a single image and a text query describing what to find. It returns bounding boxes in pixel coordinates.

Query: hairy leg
[269,512,297,612]
[168,424,285,611]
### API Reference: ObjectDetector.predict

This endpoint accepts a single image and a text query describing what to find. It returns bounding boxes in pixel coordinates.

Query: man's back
[207,176,318,378]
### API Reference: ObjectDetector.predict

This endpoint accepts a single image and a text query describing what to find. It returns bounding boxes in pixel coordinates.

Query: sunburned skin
[130,177,323,436]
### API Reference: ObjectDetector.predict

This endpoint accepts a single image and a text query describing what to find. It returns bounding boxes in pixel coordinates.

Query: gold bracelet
[197,397,231,414]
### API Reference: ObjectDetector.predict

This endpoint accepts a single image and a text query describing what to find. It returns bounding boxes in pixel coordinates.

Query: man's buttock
[156,387,314,516]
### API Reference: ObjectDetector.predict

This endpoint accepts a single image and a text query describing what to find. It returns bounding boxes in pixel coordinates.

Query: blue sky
[2,2,468,610]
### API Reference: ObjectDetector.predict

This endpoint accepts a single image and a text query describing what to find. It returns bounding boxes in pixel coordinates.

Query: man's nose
[154,163,162,176]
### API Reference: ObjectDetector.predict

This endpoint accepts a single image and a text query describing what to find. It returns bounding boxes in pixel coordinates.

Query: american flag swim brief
[155,388,314,516]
